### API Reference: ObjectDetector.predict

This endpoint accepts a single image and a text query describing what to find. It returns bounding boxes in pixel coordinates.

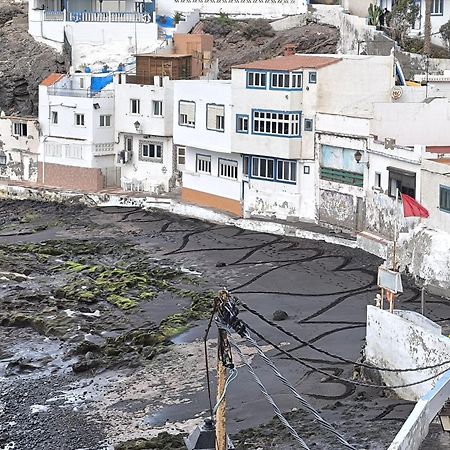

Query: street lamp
[134,121,141,132]
[354,150,362,163]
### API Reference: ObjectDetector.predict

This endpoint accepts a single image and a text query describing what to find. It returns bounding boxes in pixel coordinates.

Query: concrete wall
[372,98,450,147]
[389,371,450,450]
[342,0,371,17]
[270,14,306,31]
[0,116,40,182]
[365,305,450,401]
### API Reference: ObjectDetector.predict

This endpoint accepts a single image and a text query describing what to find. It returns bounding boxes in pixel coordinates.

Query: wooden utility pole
[216,328,228,450]
[424,0,433,56]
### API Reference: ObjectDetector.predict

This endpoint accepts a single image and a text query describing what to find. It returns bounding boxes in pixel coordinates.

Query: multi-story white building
[173,52,395,221]
[114,34,214,193]
[0,115,40,182]
[38,72,118,191]
[29,0,160,68]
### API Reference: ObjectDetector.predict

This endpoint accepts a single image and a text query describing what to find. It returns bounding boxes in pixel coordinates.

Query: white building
[173,52,396,221]
[377,0,450,47]
[0,115,40,182]
[38,72,118,191]
[28,0,160,68]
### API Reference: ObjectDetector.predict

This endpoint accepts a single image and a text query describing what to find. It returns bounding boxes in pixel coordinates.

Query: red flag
[401,194,429,218]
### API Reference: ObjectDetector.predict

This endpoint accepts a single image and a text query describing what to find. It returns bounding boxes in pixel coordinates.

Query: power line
[223,325,357,450]
[225,328,312,450]
[239,300,450,373]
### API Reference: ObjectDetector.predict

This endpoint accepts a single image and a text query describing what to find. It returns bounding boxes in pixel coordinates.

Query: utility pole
[424,0,432,56]
[216,328,228,450]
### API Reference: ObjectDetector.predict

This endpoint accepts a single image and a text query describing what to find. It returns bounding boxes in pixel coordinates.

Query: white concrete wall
[119,135,174,193]
[372,98,450,147]
[270,14,306,31]
[0,117,40,182]
[164,0,307,16]
[316,55,395,118]
[183,147,241,201]
[389,371,450,450]
[421,159,450,234]
[365,305,450,401]
[342,0,371,17]
[173,80,232,154]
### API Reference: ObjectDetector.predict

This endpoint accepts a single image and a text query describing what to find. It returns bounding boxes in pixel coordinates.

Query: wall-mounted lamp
[93,103,100,110]
[134,121,141,132]
[354,150,362,163]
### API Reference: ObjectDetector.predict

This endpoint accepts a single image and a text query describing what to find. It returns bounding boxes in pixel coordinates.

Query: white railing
[45,142,63,157]
[47,87,114,98]
[65,11,150,23]
[65,145,84,159]
[44,10,64,21]
[94,143,115,156]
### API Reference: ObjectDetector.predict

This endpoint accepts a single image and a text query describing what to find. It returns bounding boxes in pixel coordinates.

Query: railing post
[109,11,111,22]
[63,8,66,22]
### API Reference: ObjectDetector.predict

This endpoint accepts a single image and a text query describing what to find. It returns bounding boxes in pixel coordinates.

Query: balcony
[43,10,153,23]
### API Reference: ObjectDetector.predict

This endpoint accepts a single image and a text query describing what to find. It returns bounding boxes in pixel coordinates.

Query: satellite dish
[391,86,403,100]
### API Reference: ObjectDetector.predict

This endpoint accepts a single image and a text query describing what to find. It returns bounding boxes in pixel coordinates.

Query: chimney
[284,44,296,57]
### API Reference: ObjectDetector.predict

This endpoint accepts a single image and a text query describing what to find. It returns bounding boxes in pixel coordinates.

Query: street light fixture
[134,121,141,132]
[354,150,362,163]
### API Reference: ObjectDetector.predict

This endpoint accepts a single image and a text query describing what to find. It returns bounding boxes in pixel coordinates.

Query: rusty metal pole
[216,329,228,450]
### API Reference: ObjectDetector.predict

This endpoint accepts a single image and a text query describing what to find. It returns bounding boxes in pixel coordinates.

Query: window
[388,167,416,198]
[0,152,6,165]
[304,119,313,131]
[100,115,111,127]
[179,101,195,127]
[79,77,85,89]
[125,136,133,152]
[440,186,450,212]
[243,155,250,176]
[13,122,28,137]
[247,71,267,88]
[75,113,85,126]
[309,71,317,84]
[252,110,300,137]
[292,73,303,89]
[277,160,297,183]
[271,72,290,89]
[140,141,162,160]
[51,111,58,124]
[196,154,211,174]
[153,100,163,117]
[219,159,238,180]
[177,146,186,166]
[130,99,141,115]
[251,156,274,180]
[304,165,310,175]
[236,115,249,133]
[375,172,381,188]
[206,104,225,132]
[431,0,443,14]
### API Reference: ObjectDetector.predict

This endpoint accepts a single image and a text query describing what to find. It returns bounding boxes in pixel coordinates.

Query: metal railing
[44,10,64,21]
[320,167,364,188]
[47,87,114,98]
[61,11,151,23]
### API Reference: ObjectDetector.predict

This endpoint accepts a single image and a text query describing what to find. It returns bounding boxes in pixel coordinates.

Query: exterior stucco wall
[365,305,450,401]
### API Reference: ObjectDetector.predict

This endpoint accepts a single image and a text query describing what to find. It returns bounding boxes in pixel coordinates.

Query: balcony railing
[94,143,115,156]
[43,10,152,23]
[47,87,114,98]
[320,167,364,188]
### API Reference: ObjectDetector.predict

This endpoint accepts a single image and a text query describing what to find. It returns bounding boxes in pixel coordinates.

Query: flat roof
[233,54,341,71]
[133,53,192,58]
[427,146,450,154]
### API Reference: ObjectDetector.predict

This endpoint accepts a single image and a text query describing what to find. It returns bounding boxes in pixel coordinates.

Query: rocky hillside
[201,18,339,78]
[0,1,69,117]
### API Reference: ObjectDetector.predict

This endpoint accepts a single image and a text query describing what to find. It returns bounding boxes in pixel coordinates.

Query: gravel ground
[0,199,449,450]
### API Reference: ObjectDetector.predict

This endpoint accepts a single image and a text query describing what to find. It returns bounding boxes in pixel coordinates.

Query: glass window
[196,154,211,174]
[388,169,416,198]
[100,115,111,127]
[271,72,290,89]
[206,104,225,131]
[304,118,313,132]
[277,159,297,183]
[251,156,274,180]
[153,100,163,117]
[74,114,85,126]
[13,122,28,136]
[179,101,195,127]
[140,141,163,160]
[292,73,303,89]
[130,99,141,114]
[309,71,317,84]
[236,115,249,133]
[252,110,300,137]
[219,159,238,180]
[177,146,186,166]
[247,71,267,88]
[51,111,58,124]
[431,0,443,14]
[375,172,381,188]
[440,186,450,212]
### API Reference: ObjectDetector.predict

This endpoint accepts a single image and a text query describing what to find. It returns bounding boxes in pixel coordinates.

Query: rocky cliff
[0,1,69,117]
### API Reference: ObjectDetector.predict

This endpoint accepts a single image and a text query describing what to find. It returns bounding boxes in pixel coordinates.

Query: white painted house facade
[0,115,40,182]
[38,72,118,191]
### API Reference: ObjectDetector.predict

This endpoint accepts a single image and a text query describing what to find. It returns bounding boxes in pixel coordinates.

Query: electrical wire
[239,300,450,373]
[225,329,312,450]
[245,321,450,390]
[213,368,238,415]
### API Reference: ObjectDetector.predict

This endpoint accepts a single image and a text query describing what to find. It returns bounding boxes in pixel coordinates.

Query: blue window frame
[252,109,301,138]
[309,71,317,84]
[440,185,450,212]
[269,72,303,90]
[431,0,443,15]
[244,155,297,184]
[246,71,267,89]
[236,114,249,134]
